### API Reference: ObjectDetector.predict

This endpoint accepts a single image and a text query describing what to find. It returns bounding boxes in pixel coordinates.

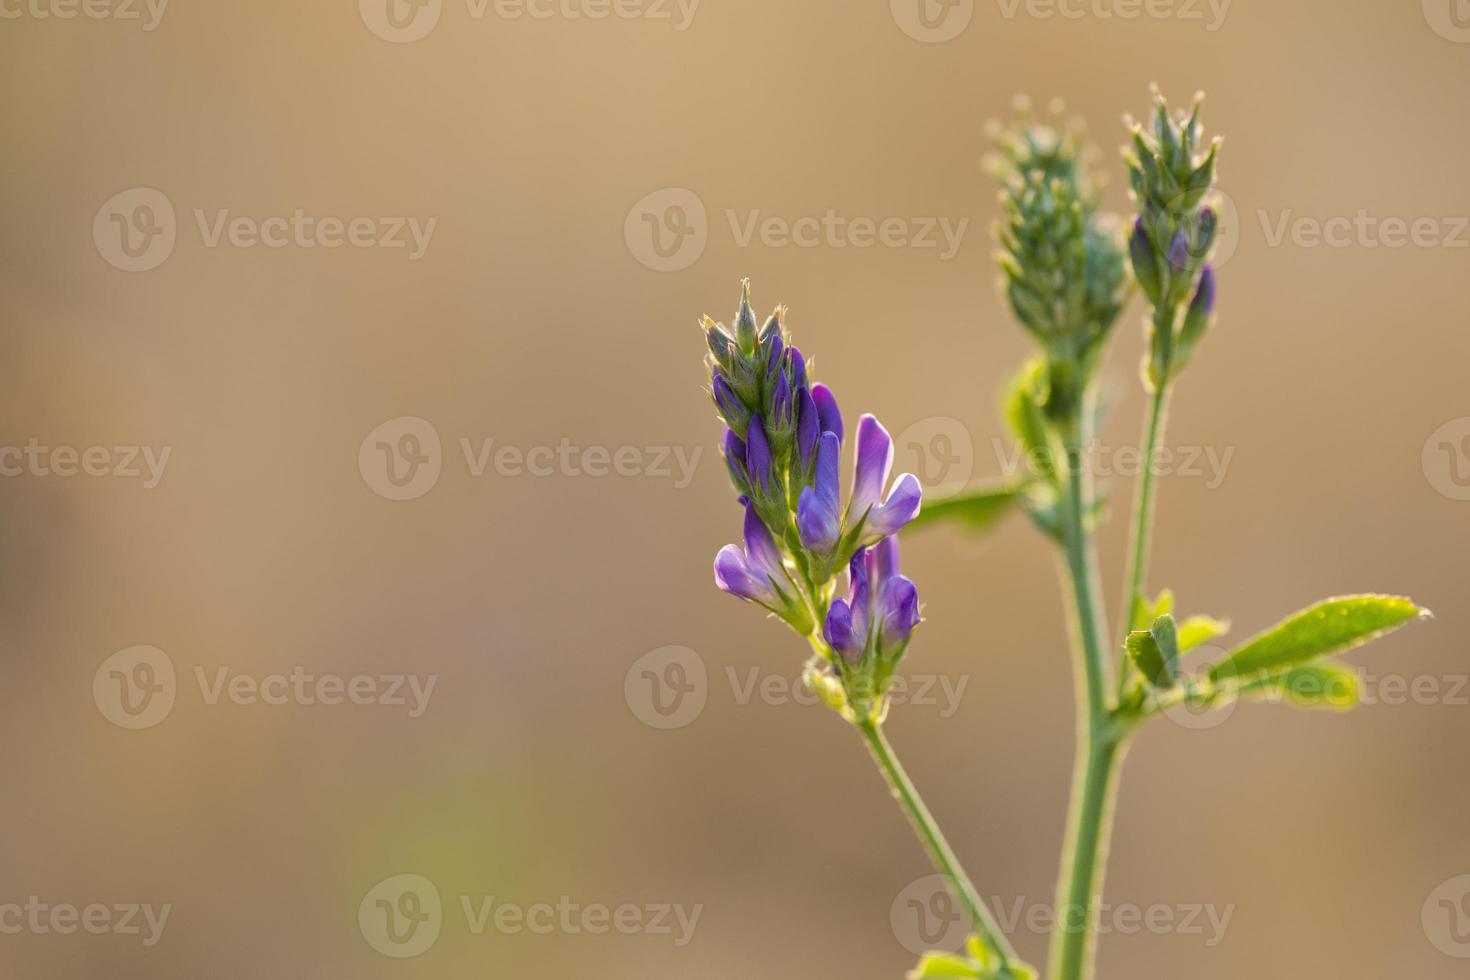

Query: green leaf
[1177,614,1230,652]
[1241,663,1361,711]
[1126,614,1179,689]
[1151,614,1180,673]
[906,478,1029,536]
[1126,632,1165,688]
[908,952,984,978]
[1001,358,1057,483]
[906,940,1036,980]
[1209,595,1427,683]
[1129,588,1173,633]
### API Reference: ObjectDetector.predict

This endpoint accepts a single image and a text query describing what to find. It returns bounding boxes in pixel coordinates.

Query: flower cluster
[1124,88,1221,386]
[704,280,924,721]
[992,103,1127,425]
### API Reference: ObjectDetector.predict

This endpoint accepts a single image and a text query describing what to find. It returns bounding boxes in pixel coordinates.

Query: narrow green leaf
[1209,595,1427,682]
[1177,614,1230,652]
[905,478,1029,535]
[1236,662,1361,711]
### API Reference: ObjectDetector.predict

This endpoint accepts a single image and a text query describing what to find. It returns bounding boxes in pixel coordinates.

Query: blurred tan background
[3,0,1470,976]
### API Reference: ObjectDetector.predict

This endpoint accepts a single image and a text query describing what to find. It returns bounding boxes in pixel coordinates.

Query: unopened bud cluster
[992,105,1127,424]
[1124,89,1221,386]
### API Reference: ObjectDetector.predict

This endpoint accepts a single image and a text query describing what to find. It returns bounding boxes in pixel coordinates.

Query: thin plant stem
[1048,405,1126,980]
[1116,381,1172,693]
[857,720,1020,968]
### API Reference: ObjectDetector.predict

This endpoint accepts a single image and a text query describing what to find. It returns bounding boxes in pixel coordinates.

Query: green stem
[858,720,1019,968]
[1116,382,1170,693]
[1049,737,1123,980]
[1048,411,1125,980]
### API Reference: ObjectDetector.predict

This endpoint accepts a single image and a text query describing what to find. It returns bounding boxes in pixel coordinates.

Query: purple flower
[1189,264,1216,318]
[788,347,807,391]
[823,537,920,665]
[795,387,819,471]
[723,429,748,487]
[746,415,773,493]
[771,373,792,428]
[714,499,788,606]
[797,415,923,556]
[712,374,747,434]
[848,415,922,541]
[812,383,843,441]
[797,432,842,553]
[765,331,785,376]
[1167,230,1189,272]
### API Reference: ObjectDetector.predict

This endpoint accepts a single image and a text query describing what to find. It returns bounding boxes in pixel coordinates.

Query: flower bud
[1129,217,1161,304]
[766,372,796,456]
[722,428,749,493]
[1177,264,1216,360]
[703,318,732,372]
[712,374,749,437]
[735,279,759,354]
[1167,230,1189,272]
[787,346,807,391]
